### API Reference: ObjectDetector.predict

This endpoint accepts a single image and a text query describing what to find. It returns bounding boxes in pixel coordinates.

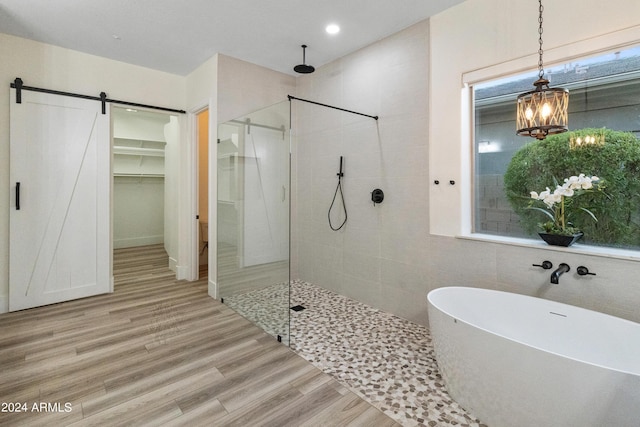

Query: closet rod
[11,78,186,114]
[287,95,378,121]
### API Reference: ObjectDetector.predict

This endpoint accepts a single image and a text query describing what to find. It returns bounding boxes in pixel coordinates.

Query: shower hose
[328,158,347,231]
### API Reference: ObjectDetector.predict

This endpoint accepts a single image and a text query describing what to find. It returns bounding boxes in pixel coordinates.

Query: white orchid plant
[529,174,605,236]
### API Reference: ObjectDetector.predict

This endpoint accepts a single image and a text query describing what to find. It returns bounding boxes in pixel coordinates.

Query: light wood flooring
[217,242,289,298]
[0,245,398,426]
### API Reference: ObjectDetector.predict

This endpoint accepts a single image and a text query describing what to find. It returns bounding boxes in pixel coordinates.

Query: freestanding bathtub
[427,286,640,427]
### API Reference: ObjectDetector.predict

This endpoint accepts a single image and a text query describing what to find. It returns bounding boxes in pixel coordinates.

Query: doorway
[197,109,210,279]
[112,107,181,275]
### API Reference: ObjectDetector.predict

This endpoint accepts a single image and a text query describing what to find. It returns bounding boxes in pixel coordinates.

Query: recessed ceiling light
[325,24,340,35]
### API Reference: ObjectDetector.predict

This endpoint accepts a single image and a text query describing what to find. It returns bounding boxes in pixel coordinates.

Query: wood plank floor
[0,245,399,427]
[217,242,289,298]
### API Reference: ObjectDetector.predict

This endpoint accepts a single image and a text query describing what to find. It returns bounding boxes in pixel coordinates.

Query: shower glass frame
[216,100,291,345]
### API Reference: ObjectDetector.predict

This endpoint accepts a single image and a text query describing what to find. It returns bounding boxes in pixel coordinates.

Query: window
[473,46,640,249]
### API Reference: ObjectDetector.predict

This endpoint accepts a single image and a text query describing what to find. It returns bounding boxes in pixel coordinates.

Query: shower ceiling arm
[287,95,378,121]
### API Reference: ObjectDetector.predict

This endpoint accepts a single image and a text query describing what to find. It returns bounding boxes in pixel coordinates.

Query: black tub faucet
[551,263,570,284]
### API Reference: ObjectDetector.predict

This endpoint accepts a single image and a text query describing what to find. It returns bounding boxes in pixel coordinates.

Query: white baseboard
[175,265,189,281]
[208,280,218,299]
[113,235,164,249]
[0,294,8,314]
[168,257,191,281]
[168,257,178,273]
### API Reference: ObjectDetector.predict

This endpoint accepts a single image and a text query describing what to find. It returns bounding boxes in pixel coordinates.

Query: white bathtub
[427,286,640,427]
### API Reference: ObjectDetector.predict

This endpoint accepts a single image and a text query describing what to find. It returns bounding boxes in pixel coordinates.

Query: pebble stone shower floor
[224,280,487,427]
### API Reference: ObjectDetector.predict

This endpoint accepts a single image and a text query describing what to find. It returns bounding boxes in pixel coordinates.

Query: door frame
[110,105,195,282]
[175,109,196,282]
[188,101,216,296]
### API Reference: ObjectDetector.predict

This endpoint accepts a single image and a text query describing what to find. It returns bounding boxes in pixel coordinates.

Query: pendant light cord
[537,0,545,79]
[328,158,347,231]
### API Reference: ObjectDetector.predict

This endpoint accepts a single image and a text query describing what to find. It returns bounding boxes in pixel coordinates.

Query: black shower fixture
[371,188,384,205]
[293,45,315,74]
[328,156,347,231]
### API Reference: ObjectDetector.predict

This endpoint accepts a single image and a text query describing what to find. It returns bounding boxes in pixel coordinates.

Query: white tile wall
[292,20,432,325]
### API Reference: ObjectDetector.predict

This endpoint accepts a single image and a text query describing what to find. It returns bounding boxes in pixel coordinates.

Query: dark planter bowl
[538,232,584,247]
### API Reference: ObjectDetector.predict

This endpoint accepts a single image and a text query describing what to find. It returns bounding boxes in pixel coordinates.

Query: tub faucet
[550,263,570,284]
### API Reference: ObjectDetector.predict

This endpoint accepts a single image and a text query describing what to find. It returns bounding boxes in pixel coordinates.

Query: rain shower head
[294,44,315,74]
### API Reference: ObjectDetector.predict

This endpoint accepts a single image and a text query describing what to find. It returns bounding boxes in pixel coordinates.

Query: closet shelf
[114,146,165,157]
[114,173,164,178]
[113,136,166,144]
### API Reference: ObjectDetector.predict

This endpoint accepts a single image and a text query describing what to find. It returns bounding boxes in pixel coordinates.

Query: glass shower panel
[217,101,290,344]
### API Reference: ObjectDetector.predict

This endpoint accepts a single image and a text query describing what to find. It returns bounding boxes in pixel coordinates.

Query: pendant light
[516,0,569,140]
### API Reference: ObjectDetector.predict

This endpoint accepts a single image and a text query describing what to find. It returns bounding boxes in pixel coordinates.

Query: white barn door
[9,89,112,311]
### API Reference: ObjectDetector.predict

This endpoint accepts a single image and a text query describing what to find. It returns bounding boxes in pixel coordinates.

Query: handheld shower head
[294,45,315,74]
[328,156,347,231]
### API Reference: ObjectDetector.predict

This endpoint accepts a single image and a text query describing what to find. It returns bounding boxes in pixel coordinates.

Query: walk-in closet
[112,107,170,249]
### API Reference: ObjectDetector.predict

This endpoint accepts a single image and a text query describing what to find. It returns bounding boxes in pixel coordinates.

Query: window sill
[458,233,640,262]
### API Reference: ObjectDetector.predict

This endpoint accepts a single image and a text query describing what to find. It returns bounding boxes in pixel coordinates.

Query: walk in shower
[216,97,382,345]
[216,100,291,343]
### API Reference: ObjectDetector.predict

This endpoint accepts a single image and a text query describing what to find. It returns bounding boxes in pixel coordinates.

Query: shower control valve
[533,261,553,270]
[371,188,384,205]
[576,266,596,276]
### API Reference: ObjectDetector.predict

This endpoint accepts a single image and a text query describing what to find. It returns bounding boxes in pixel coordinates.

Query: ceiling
[0,0,465,76]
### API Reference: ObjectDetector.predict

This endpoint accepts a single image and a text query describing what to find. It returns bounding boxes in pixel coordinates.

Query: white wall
[113,178,165,248]
[0,33,186,312]
[216,55,296,124]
